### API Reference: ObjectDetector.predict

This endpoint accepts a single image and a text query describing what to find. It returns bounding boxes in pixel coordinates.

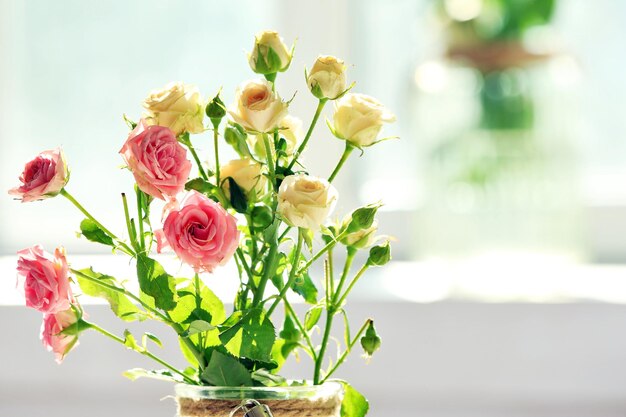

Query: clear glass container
[175,382,343,417]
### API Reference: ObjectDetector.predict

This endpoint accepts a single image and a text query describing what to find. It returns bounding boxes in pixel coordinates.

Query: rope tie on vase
[177,396,341,417]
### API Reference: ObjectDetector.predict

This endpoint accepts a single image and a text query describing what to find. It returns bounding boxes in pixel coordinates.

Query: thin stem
[266,228,304,317]
[328,249,335,298]
[284,299,316,360]
[335,263,370,308]
[121,193,139,253]
[87,321,196,385]
[328,142,354,183]
[236,248,255,288]
[252,221,280,307]
[194,273,205,353]
[263,133,276,190]
[314,309,334,385]
[60,188,134,256]
[287,99,327,171]
[296,230,347,276]
[186,142,208,181]
[331,249,356,307]
[320,319,370,384]
[135,188,145,252]
[213,128,221,186]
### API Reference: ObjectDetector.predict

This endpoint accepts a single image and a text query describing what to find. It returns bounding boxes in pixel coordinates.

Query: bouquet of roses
[9,30,395,416]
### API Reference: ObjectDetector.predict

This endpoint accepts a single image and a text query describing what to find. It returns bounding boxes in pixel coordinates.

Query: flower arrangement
[9,30,395,416]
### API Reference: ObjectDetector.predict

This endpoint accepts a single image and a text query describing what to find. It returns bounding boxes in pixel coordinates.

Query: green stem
[194,273,205,353]
[135,188,145,252]
[328,142,354,183]
[284,299,316,360]
[236,248,255,289]
[332,249,356,306]
[186,142,208,181]
[252,221,280,307]
[287,99,327,171]
[266,228,304,317]
[296,230,347,276]
[121,193,140,253]
[60,188,134,256]
[320,319,370,384]
[213,128,221,186]
[314,309,334,385]
[86,321,196,385]
[335,263,369,308]
[263,133,276,190]
[328,249,335,298]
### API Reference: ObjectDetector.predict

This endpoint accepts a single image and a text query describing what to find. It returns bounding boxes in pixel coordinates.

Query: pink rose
[156,191,240,272]
[41,308,80,364]
[8,148,68,202]
[17,245,73,314]
[119,120,192,200]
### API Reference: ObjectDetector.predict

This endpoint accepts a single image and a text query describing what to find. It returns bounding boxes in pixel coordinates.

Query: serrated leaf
[201,350,252,386]
[291,270,318,304]
[136,255,177,311]
[80,218,114,246]
[219,308,275,362]
[76,267,145,322]
[170,283,226,326]
[251,369,286,387]
[185,177,217,194]
[305,306,323,331]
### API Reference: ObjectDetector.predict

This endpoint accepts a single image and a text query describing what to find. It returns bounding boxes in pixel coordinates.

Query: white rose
[278,174,338,230]
[248,115,302,159]
[307,55,347,100]
[143,82,205,136]
[248,30,292,74]
[331,93,396,147]
[220,158,267,199]
[341,219,378,249]
[229,79,288,133]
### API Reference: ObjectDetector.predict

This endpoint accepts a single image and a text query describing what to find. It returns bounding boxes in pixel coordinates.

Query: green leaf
[219,308,276,362]
[251,368,286,387]
[185,177,217,194]
[123,329,142,352]
[201,350,252,386]
[142,332,163,349]
[291,270,318,304]
[227,177,248,213]
[76,268,145,322]
[183,320,216,337]
[136,255,177,311]
[170,283,226,326]
[123,368,183,383]
[304,305,323,331]
[336,380,369,417]
[279,315,301,343]
[80,218,114,246]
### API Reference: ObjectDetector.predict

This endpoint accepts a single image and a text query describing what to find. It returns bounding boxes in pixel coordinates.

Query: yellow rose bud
[248,30,293,75]
[228,79,289,133]
[341,219,378,249]
[278,174,338,230]
[248,115,302,159]
[220,158,267,199]
[307,55,347,100]
[331,93,396,147]
[143,82,205,136]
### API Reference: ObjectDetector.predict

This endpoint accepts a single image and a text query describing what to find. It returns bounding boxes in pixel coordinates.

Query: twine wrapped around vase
[177,396,341,417]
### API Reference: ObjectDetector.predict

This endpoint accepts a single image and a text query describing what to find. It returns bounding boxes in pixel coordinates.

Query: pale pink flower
[8,148,68,202]
[17,245,73,314]
[41,308,80,364]
[119,120,192,200]
[156,191,239,272]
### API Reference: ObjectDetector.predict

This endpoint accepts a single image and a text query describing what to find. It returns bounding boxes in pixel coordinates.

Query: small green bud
[248,30,293,75]
[224,124,247,146]
[344,203,382,234]
[360,320,381,357]
[251,205,273,229]
[206,93,226,128]
[367,241,391,267]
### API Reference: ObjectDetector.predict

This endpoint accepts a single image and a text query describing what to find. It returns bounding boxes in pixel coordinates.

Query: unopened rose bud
[307,55,347,100]
[206,93,226,128]
[248,30,293,75]
[331,93,396,148]
[251,205,273,229]
[360,320,381,357]
[344,203,382,234]
[367,241,391,267]
[341,220,378,249]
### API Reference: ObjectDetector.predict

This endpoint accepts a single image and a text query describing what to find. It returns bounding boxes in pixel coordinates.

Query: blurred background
[2,0,626,416]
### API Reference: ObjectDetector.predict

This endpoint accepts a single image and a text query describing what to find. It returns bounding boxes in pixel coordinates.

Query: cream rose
[143,82,205,136]
[307,55,347,100]
[248,30,292,74]
[229,79,288,133]
[248,115,302,159]
[220,158,267,199]
[331,93,396,147]
[278,174,338,230]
